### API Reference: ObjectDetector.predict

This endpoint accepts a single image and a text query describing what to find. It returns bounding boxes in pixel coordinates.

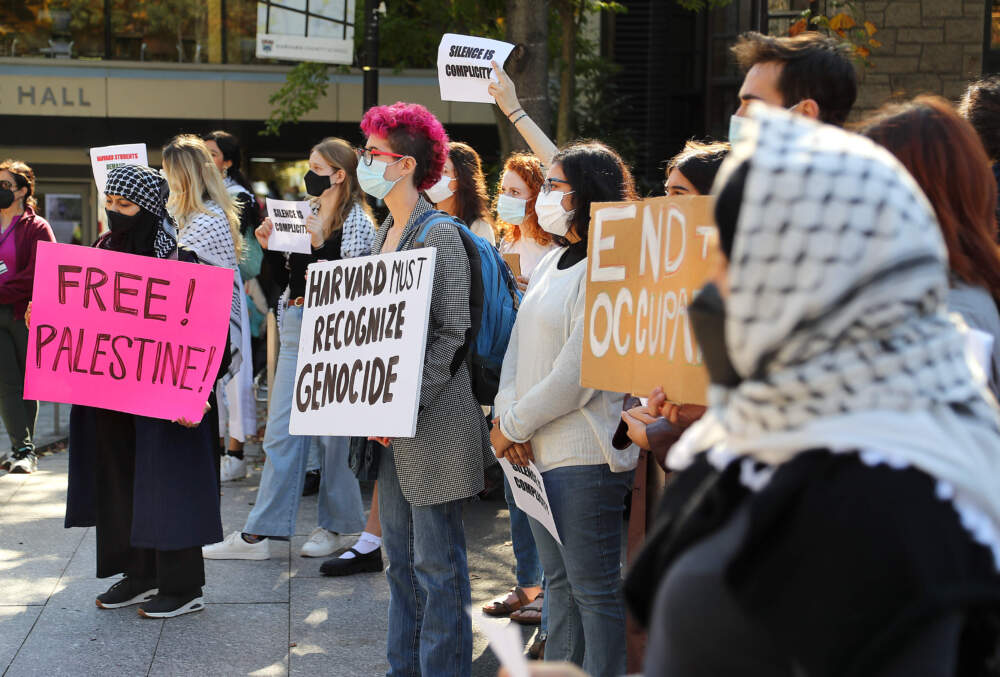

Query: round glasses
[356,147,406,167]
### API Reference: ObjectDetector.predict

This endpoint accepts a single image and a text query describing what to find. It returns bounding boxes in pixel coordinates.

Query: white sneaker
[220,455,248,482]
[202,531,269,560]
[300,527,339,558]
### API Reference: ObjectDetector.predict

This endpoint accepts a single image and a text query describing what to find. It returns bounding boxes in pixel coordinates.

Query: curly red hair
[360,102,449,192]
[494,153,551,246]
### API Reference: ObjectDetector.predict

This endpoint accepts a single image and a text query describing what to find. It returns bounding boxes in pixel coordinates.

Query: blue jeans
[528,463,633,677]
[379,445,472,677]
[502,474,543,588]
[244,307,366,538]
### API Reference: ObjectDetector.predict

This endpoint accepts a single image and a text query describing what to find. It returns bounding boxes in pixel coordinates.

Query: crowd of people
[1,27,1000,676]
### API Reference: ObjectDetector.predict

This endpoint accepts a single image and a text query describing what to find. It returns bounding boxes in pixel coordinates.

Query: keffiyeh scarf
[103,164,176,259]
[670,104,1000,565]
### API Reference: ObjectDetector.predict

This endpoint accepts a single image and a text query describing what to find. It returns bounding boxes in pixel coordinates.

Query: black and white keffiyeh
[175,200,244,382]
[103,164,176,259]
[671,104,1000,565]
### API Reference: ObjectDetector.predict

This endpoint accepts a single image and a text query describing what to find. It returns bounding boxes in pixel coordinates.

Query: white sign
[265,198,312,254]
[255,34,354,64]
[467,608,530,677]
[497,458,562,545]
[289,248,436,437]
[437,33,515,103]
[89,143,148,195]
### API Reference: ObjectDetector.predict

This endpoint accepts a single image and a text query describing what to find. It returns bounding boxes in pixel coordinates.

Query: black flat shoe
[319,548,383,577]
[302,470,321,496]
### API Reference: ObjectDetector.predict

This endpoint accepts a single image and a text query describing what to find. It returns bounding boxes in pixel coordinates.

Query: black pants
[93,410,204,595]
[0,305,36,451]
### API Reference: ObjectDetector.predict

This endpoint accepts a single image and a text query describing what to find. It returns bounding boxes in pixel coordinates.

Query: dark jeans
[94,410,204,594]
[0,305,36,452]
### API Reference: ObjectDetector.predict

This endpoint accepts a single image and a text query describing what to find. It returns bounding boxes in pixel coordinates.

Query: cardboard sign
[289,249,436,437]
[89,143,148,194]
[502,252,521,278]
[265,198,312,254]
[581,196,718,405]
[25,242,234,421]
[437,33,515,103]
[497,458,561,545]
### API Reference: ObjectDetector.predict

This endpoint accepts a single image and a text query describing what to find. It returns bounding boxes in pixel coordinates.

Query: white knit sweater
[495,248,638,473]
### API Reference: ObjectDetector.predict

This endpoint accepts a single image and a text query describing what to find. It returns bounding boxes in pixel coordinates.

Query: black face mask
[106,208,141,233]
[105,208,158,255]
[303,170,332,197]
[689,282,742,387]
[0,189,15,210]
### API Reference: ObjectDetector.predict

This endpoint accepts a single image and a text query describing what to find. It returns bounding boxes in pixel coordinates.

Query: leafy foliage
[789,1,881,66]
[261,62,332,137]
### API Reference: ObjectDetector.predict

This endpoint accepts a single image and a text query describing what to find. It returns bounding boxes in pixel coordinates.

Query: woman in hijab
[624,105,1000,676]
[60,164,226,619]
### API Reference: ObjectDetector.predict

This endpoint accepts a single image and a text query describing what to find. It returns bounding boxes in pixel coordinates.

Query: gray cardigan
[949,281,1000,400]
[374,198,490,506]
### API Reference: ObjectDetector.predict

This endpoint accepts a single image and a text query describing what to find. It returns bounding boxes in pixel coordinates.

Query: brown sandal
[482,586,532,617]
[510,592,543,625]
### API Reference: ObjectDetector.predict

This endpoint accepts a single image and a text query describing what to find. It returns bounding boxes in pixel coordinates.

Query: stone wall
[851,0,985,117]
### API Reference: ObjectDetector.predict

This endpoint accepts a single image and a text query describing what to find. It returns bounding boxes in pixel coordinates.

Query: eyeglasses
[540,177,572,195]
[356,147,406,167]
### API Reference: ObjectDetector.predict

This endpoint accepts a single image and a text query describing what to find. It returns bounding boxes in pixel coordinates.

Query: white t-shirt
[500,237,557,280]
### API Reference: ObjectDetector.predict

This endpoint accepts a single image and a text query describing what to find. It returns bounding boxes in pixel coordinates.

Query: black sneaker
[137,590,205,618]
[319,547,383,577]
[302,469,321,496]
[9,449,36,474]
[96,578,158,609]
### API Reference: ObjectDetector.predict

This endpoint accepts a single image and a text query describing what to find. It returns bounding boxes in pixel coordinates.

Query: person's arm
[498,274,595,443]
[0,220,55,305]
[489,60,558,167]
[418,224,472,411]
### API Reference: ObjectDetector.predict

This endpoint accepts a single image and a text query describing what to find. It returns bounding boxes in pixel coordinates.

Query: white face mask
[534,188,574,236]
[728,114,749,143]
[424,173,454,204]
[496,193,527,225]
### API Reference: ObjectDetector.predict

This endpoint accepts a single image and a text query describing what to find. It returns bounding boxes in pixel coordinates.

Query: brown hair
[665,140,731,195]
[858,96,1000,306]
[731,31,857,126]
[958,76,1000,161]
[0,159,37,210]
[448,142,494,238]
[310,137,374,239]
[495,153,551,246]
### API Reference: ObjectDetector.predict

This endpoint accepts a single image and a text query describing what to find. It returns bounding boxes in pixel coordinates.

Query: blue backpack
[412,210,521,406]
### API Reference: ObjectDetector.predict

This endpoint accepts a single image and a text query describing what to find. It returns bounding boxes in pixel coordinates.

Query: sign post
[581,196,718,405]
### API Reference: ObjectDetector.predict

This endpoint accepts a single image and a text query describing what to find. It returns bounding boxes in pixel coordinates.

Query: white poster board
[256,0,355,64]
[436,33,515,103]
[497,458,562,545]
[289,248,436,437]
[265,198,312,254]
[89,143,148,195]
[467,608,530,677]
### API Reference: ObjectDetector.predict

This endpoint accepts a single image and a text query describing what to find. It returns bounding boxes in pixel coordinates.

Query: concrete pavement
[0,445,535,676]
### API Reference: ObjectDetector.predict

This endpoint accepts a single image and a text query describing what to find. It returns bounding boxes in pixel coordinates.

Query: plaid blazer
[374,198,491,506]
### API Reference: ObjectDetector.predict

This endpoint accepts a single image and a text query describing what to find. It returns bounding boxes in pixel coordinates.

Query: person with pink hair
[359,102,491,676]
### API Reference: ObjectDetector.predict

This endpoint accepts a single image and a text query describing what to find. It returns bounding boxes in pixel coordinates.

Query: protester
[492,140,640,677]
[426,141,497,245]
[859,97,1000,400]
[622,104,1000,676]
[729,31,857,140]
[0,159,54,474]
[496,152,555,287]
[482,151,550,634]
[958,76,1000,232]
[203,137,371,561]
[204,130,261,481]
[60,164,224,618]
[618,140,729,465]
[360,101,491,676]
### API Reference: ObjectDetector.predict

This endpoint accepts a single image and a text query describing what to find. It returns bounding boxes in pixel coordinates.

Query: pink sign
[25,241,234,422]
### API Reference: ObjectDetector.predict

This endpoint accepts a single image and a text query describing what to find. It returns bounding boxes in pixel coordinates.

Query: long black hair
[204,130,254,195]
[553,140,638,246]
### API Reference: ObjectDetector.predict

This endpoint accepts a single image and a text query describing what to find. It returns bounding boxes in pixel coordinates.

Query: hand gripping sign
[289,248,436,438]
[581,196,719,405]
[25,242,234,422]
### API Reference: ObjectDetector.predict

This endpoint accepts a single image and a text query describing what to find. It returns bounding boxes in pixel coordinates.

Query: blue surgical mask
[728,114,749,143]
[496,194,527,225]
[357,157,403,200]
